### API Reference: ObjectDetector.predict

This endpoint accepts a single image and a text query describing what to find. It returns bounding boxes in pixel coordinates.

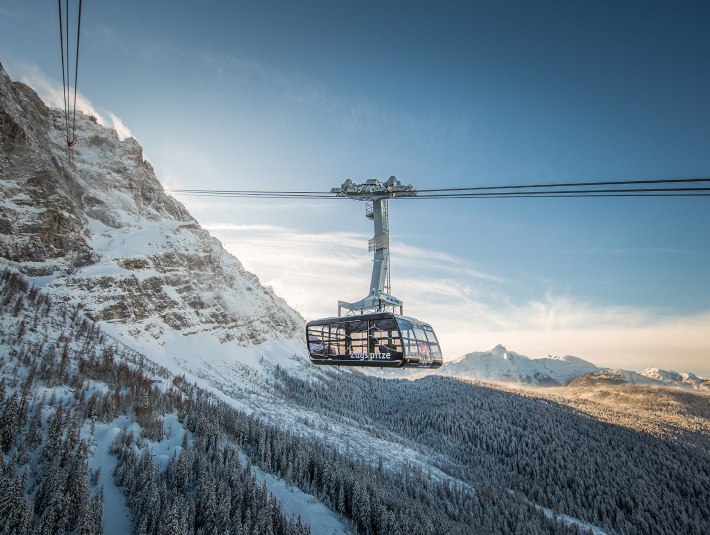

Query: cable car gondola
[307,177,443,369]
[307,312,442,368]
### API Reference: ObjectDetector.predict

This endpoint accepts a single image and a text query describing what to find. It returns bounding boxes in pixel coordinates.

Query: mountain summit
[0,63,306,385]
[441,344,599,385]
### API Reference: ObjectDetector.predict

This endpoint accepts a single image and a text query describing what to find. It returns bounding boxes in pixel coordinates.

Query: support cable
[71,0,83,147]
[408,186,710,198]
[108,177,710,200]
[161,188,710,199]
[416,177,710,193]
[57,0,69,145]
[161,177,710,199]
[57,0,83,149]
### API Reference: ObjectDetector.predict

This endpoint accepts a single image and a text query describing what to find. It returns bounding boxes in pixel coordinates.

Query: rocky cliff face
[0,63,306,384]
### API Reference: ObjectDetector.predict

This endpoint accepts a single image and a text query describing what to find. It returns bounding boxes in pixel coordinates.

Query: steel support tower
[331,176,417,316]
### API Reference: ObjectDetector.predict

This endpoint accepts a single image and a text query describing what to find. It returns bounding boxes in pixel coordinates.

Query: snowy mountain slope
[440,344,600,385]
[0,62,307,389]
[569,368,709,390]
[567,369,662,387]
[0,270,335,535]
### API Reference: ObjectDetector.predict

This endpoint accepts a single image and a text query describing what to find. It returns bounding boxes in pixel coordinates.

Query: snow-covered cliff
[0,62,307,388]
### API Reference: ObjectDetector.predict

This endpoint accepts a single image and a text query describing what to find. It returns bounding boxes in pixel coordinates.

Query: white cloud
[206,223,291,233]
[392,242,506,283]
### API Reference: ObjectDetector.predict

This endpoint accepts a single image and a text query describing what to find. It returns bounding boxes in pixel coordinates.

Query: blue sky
[2,1,709,374]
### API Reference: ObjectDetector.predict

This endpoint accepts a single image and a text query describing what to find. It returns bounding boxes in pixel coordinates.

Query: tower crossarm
[331,176,418,200]
[334,177,412,315]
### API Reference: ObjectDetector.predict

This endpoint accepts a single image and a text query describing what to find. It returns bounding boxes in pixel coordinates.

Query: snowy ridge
[568,367,709,390]
[441,345,708,390]
[567,368,661,387]
[440,344,600,385]
[640,367,709,390]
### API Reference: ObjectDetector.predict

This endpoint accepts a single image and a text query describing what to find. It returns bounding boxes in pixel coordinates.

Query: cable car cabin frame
[307,312,443,369]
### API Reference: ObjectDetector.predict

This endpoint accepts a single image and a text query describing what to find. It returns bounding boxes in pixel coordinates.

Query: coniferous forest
[274,367,710,534]
[1,268,709,534]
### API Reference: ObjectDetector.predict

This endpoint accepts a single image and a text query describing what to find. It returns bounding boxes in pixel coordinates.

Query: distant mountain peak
[638,367,707,389]
[441,346,599,386]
